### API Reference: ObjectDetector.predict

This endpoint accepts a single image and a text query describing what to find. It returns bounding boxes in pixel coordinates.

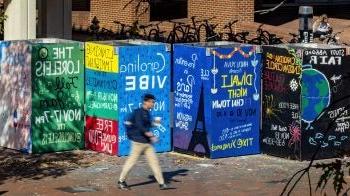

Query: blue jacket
[126,108,152,143]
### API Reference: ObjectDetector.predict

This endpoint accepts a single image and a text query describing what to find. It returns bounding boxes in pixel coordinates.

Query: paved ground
[0,147,348,196]
[249,5,350,44]
[239,18,350,45]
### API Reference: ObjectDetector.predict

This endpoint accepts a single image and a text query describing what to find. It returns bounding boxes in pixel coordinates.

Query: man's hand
[150,136,159,144]
[144,131,154,138]
[152,117,162,127]
[145,131,158,144]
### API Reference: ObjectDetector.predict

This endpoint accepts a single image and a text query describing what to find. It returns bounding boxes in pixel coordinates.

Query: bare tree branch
[123,0,150,16]
[255,0,289,15]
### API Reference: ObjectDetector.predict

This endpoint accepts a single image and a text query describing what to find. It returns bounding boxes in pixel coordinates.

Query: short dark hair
[143,93,156,101]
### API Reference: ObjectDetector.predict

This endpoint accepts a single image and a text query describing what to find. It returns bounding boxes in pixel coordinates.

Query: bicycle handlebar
[224,20,239,29]
[257,24,264,29]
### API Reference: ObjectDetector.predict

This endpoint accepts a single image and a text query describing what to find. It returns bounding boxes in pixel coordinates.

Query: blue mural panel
[173,43,262,158]
[173,44,209,155]
[117,44,171,156]
[86,68,118,93]
[204,46,261,158]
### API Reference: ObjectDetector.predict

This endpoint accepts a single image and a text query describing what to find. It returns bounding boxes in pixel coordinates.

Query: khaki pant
[119,141,165,184]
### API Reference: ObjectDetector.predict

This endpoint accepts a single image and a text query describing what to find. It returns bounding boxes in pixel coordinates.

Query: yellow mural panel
[85,42,118,73]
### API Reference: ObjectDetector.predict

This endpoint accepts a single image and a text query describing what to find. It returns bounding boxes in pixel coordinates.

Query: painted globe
[301,67,330,123]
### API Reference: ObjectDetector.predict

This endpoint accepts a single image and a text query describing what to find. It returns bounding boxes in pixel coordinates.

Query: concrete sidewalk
[0,148,345,196]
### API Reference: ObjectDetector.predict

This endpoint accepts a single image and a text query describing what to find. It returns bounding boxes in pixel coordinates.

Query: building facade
[72,0,255,31]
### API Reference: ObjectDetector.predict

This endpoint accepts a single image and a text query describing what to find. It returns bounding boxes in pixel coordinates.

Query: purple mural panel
[0,41,32,152]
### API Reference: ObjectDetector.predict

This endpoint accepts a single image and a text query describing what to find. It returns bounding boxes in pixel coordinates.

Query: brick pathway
[0,148,345,195]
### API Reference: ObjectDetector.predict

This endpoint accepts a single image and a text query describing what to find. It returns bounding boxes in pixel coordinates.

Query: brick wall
[89,0,148,31]
[72,11,90,29]
[84,0,254,34]
[188,0,254,30]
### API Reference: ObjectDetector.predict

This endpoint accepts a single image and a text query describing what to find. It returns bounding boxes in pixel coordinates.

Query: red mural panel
[85,116,118,155]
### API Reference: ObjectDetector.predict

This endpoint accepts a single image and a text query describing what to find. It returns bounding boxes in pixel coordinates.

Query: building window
[150,0,188,21]
[72,0,90,11]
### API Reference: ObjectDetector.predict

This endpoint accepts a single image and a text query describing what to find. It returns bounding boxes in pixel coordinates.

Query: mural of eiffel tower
[187,86,210,156]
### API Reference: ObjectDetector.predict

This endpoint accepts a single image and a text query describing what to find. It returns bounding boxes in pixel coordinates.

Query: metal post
[299,6,313,43]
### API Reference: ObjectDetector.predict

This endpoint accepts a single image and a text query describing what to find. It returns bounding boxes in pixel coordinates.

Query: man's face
[143,99,155,110]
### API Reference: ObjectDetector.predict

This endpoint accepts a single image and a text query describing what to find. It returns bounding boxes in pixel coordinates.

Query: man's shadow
[128,169,189,189]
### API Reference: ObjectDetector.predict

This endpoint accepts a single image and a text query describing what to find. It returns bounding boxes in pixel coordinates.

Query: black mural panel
[300,47,350,160]
[261,46,302,160]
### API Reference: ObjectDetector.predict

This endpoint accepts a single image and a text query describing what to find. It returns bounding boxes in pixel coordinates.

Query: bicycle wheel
[166,31,177,44]
[248,38,262,45]
[186,34,197,43]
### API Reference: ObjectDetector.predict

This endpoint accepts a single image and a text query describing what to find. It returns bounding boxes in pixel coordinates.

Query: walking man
[118,93,168,190]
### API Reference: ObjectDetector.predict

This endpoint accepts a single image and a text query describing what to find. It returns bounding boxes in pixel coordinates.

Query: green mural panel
[85,90,118,120]
[31,43,85,153]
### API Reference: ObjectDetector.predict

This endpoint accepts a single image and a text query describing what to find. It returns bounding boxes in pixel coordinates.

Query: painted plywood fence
[0,39,85,153]
[261,45,350,160]
[173,43,261,159]
[85,41,171,156]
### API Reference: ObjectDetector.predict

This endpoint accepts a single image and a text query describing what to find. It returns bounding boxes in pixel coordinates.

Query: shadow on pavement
[128,169,189,188]
[0,147,95,185]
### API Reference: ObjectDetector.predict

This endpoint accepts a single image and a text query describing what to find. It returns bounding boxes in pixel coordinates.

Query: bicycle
[198,16,222,42]
[99,27,116,40]
[113,20,144,40]
[323,31,342,45]
[190,16,221,42]
[147,21,167,42]
[288,32,299,43]
[113,20,132,40]
[190,16,202,42]
[166,20,197,43]
[223,19,250,43]
[249,24,283,45]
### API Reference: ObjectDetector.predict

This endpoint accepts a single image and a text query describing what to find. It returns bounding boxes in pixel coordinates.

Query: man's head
[321,14,328,22]
[142,93,156,110]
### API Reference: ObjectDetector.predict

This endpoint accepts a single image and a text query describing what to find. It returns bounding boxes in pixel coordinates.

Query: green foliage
[314,159,347,195]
